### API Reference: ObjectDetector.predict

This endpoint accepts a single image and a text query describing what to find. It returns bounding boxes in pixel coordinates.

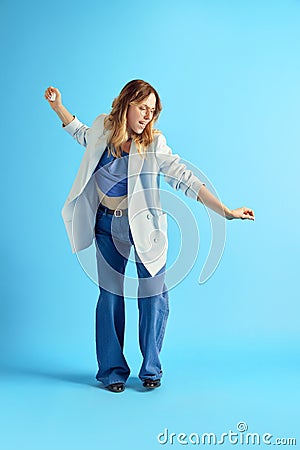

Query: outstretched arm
[155,134,255,221]
[197,185,255,221]
[44,86,74,126]
[44,86,91,147]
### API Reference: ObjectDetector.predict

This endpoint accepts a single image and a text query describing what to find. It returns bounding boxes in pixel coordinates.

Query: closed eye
[140,105,155,112]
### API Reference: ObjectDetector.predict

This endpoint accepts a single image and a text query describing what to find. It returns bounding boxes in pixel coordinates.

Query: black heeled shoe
[106,382,125,393]
[143,379,161,389]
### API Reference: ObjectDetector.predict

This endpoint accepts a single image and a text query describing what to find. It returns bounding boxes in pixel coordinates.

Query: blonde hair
[104,79,162,158]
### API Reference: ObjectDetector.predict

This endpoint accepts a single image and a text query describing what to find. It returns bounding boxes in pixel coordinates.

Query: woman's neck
[121,138,132,154]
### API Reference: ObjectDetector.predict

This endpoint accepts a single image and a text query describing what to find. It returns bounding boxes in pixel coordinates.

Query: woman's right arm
[44,86,74,126]
[44,86,90,147]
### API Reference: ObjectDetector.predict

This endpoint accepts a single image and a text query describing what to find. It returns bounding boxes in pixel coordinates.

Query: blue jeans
[94,205,169,387]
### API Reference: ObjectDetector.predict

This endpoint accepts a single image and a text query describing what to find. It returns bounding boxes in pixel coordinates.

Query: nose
[143,108,151,120]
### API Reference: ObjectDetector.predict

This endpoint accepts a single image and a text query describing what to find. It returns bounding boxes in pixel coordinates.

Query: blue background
[0,0,299,448]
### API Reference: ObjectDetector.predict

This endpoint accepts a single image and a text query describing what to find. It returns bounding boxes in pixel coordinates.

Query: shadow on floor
[0,364,150,392]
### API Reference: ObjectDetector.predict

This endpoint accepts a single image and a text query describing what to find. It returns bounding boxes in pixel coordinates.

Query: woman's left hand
[227,207,255,220]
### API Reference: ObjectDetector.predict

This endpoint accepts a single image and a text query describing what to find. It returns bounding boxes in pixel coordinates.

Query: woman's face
[127,92,156,136]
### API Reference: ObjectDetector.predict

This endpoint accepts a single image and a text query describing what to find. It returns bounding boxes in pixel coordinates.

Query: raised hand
[44,86,74,127]
[44,86,62,111]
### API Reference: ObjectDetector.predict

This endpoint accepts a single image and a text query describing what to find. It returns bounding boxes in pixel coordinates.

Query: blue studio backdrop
[0,0,299,449]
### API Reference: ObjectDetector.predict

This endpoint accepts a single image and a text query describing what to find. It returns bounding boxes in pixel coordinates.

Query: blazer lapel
[67,133,109,204]
[90,133,109,171]
[128,140,147,217]
[128,140,145,191]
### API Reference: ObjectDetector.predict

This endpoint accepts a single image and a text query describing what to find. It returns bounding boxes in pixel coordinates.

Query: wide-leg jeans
[94,205,169,387]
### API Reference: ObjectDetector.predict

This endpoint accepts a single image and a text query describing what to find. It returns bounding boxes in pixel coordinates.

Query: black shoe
[143,379,161,389]
[106,382,125,393]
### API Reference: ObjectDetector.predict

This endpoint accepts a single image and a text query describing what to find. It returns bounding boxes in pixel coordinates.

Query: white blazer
[61,114,205,277]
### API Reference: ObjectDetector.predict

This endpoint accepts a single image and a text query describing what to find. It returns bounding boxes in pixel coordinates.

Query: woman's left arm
[155,133,255,221]
[197,184,255,221]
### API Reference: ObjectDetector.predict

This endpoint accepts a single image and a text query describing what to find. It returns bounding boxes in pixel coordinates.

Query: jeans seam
[156,304,169,351]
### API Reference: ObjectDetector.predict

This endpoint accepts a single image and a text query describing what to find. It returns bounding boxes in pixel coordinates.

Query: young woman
[44,79,255,393]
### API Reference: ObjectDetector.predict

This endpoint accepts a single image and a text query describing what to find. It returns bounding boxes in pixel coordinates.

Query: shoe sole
[106,383,125,393]
[143,380,161,389]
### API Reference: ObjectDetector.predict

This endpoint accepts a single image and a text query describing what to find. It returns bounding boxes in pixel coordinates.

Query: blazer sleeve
[155,133,206,200]
[62,116,91,148]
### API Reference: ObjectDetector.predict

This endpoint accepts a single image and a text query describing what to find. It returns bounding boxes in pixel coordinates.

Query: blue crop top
[93,146,129,197]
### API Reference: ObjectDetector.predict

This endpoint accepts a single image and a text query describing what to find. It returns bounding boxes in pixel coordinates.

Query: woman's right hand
[44,86,62,111]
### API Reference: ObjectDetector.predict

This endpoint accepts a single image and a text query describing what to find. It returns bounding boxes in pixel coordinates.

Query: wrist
[224,207,234,220]
[53,103,64,113]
